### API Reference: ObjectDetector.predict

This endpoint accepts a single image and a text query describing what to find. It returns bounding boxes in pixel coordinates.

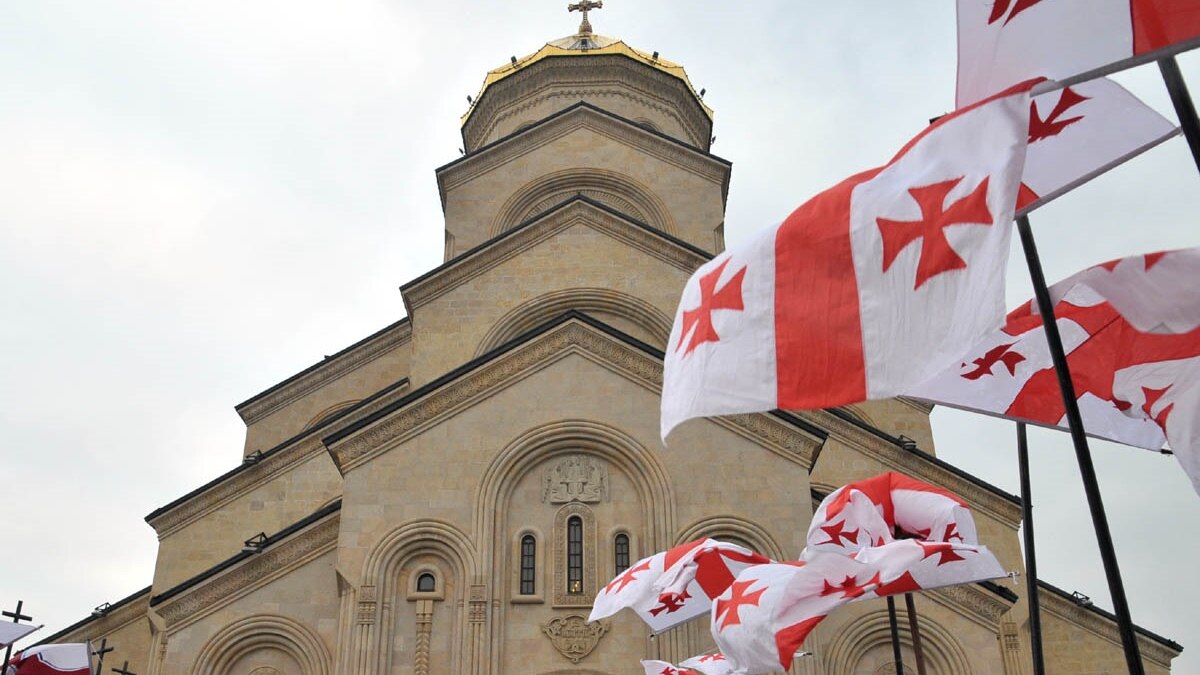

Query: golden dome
[461,33,713,125]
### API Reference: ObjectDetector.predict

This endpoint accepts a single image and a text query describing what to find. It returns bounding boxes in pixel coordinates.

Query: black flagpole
[886,596,905,675]
[1017,422,1047,675]
[902,594,928,675]
[1158,56,1200,174]
[1015,214,1144,675]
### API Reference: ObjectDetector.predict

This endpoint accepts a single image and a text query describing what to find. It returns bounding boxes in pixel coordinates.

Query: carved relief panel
[542,454,609,504]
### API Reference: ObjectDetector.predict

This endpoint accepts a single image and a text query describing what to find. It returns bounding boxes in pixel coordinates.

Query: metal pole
[1015,215,1144,675]
[1158,56,1200,174]
[903,594,928,675]
[887,596,905,675]
[1017,422,1047,675]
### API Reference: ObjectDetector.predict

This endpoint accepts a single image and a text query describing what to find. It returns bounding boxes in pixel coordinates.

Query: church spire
[567,0,602,35]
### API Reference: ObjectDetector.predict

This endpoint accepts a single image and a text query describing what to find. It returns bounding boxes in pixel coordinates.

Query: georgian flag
[0,624,39,649]
[3,644,91,675]
[641,652,736,675]
[957,0,1200,107]
[661,81,1036,440]
[806,472,980,557]
[911,248,1200,495]
[712,545,1005,674]
[590,539,771,632]
[1018,77,1178,215]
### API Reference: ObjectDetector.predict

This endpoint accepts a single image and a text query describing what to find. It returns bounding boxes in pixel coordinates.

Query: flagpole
[1015,215,1144,675]
[886,596,905,675]
[1016,422,1046,675]
[1158,56,1200,174]
[902,594,927,675]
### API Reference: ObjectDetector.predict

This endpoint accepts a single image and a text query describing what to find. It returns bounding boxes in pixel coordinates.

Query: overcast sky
[1,1,1197,670]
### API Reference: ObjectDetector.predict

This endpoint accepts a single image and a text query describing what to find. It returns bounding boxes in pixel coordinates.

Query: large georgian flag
[957,0,1200,107]
[590,539,770,632]
[910,248,1200,495]
[3,644,91,675]
[1018,77,1178,214]
[711,545,1006,674]
[660,82,1036,440]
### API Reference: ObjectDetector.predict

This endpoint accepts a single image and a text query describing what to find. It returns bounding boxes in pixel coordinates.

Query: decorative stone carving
[541,614,608,663]
[543,455,609,503]
[469,584,487,623]
[249,668,282,675]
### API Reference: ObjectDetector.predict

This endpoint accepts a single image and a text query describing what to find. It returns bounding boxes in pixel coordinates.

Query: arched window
[416,572,436,593]
[520,535,537,595]
[567,516,584,594]
[614,533,630,575]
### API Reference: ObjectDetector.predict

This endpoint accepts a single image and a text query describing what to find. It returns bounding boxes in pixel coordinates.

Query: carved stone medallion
[543,455,608,503]
[541,614,608,663]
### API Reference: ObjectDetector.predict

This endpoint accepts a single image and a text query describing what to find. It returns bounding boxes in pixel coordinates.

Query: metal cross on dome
[568,0,603,34]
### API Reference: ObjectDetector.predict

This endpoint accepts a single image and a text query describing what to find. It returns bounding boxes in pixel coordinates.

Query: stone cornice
[462,55,713,152]
[148,380,411,538]
[43,588,151,644]
[401,199,710,313]
[923,582,1016,631]
[800,408,1024,529]
[326,318,819,474]
[1040,587,1181,667]
[154,514,339,631]
[235,320,412,426]
[439,104,731,206]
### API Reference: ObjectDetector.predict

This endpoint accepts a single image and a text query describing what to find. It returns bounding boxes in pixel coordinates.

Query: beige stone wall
[157,548,339,675]
[405,211,702,383]
[239,333,412,455]
[439,110,728,257]
[53,592,153,675]
[149,447,341,590]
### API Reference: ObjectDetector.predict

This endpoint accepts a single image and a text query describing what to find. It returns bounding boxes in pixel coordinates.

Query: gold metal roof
[461,33,713,126]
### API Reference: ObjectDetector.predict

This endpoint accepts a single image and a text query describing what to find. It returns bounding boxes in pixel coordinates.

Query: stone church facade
[45,19,1181,675]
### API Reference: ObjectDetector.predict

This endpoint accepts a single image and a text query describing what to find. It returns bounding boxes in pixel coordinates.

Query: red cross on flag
[712,545,1006,674]
[3,644,92,675]
[589,539,771,633]
[957,0,1200,107]
[911,248,1200,495]
[1018,77,1178,215]
[805,472,979,557]
[661,81,1038,440]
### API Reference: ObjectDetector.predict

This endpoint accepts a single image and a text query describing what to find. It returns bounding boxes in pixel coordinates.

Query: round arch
[190,615,331,675]
[474,288,673,356]
[674,515,787,560]
[490,168,677,236]
[820,608,973,675]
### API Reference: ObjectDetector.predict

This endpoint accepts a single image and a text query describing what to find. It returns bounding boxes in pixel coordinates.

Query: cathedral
[42,9,1182,674]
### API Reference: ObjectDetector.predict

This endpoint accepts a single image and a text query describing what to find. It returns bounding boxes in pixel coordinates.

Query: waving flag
[911,248,1200,494]
[712,546,1005,674]
[661,81,1036,440]
[0,624,38,649]
[957,0,1200,107]
[805,472,979,557]
[641,653,735,675]
[1018,77,1178,214]
[3,644,91,675]
[590,539,770,632]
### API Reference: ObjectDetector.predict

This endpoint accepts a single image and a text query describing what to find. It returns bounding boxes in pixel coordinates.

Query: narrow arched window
[614,533,630,575]
[567,516,584,594]
[520,535,537,595]
[416,572,436,593]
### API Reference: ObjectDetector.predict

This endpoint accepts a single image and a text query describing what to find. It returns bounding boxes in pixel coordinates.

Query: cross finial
[112,660,138,675]
[567,0,603,35]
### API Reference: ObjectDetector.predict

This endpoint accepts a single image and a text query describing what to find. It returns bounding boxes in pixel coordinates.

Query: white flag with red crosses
[661,81,1036,440]
[957,0,1200,107]
[590,539,771,633]
[641,652,736,675]
[911,248,1200,495]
